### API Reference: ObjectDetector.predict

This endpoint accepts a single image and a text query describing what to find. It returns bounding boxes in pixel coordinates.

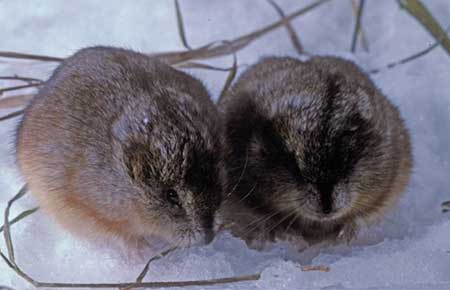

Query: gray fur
[16,46,222,247]
[219,56,412,247]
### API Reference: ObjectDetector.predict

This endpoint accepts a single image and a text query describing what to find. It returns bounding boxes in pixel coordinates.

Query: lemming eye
[166,189,181,208]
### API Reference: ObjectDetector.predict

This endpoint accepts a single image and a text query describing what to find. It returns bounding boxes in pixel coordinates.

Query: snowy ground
[1,1,450,289]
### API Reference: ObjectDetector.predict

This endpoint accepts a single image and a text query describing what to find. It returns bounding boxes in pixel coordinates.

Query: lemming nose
[318,183,334,215]
[321,195,333,214]
[204,229,214,244]
[322,204,332,214]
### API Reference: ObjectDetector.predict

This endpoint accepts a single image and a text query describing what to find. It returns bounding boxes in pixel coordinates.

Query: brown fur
[16,46,222,247]
[218,56,412,248]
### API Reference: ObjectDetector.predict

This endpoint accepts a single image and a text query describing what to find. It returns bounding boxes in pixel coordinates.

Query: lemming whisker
[226,149,249,197]
[240,209,284,236]
[263,208,298,235]
[237,182,257,203]
[282,211,298,236]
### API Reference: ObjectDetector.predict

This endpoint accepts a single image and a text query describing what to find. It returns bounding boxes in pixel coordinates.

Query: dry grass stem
[136,247,178,282]
[121,247,178,290]
[0,51,63,62]
[218,54,238,102]
[174,0,192,50]
[0,252,260,289]
[0,76,43,84]
[1,188,261,288]
[351,0,369,51]
[153,0,331,64]
[370,25,450,74]
[350,0,367,52]
[0,207,39,234]
[0,83,41,95]
[398,0,450,57]
[0,0,328,68]
[266,0,304,54]
[300,265,331,272]
[0,110,24,122]
[3,185,28,264]
[175,61,233,71]
[441,200,450,213]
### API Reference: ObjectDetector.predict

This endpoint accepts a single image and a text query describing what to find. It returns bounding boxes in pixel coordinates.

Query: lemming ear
[111,113,146,182]
[224,94,268,158]
[112,112,131,143]
[225,94,296,167]
[355,91,373,120]
[122,142,153,182]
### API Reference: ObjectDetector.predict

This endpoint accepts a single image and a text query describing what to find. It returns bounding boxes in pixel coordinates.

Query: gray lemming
[218,56,412,247]
[16,46,222,247]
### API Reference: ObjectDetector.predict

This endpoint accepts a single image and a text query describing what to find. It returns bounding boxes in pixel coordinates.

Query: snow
[1,0,450,289]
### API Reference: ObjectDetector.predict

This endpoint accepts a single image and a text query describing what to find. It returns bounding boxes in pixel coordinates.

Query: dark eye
[165,189,181,208]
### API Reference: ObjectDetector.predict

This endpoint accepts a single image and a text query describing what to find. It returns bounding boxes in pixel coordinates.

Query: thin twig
[398,0,450,57]
[0,250,46,286]
[266,0,304,54]
[442,200,450,213]
[350,0,366,52]
[0,76,43,84]
[300,265,330,272]
[0,207,39,233]
[369,25,450,74]
[0,188,260,288]
[0,1,328,67]
[31,274,260,289]
[174,0,192,50]
[153,0,331,64]
[0,110,24,122]
[175,61,233,71]
[0,51,63,62]
[0,251,260,289]
[218,54,238,102]
[0,83,41,94]
[121,247,178,290]
[350,0,369,52]
[137,247,178,282]
[3,185,28,264]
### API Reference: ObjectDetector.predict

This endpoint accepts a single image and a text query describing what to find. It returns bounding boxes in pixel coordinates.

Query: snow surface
[1,0,450,289]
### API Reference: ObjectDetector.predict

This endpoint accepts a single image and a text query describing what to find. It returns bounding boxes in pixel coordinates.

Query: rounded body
[16,47,222,246]
[219,56,412,246]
